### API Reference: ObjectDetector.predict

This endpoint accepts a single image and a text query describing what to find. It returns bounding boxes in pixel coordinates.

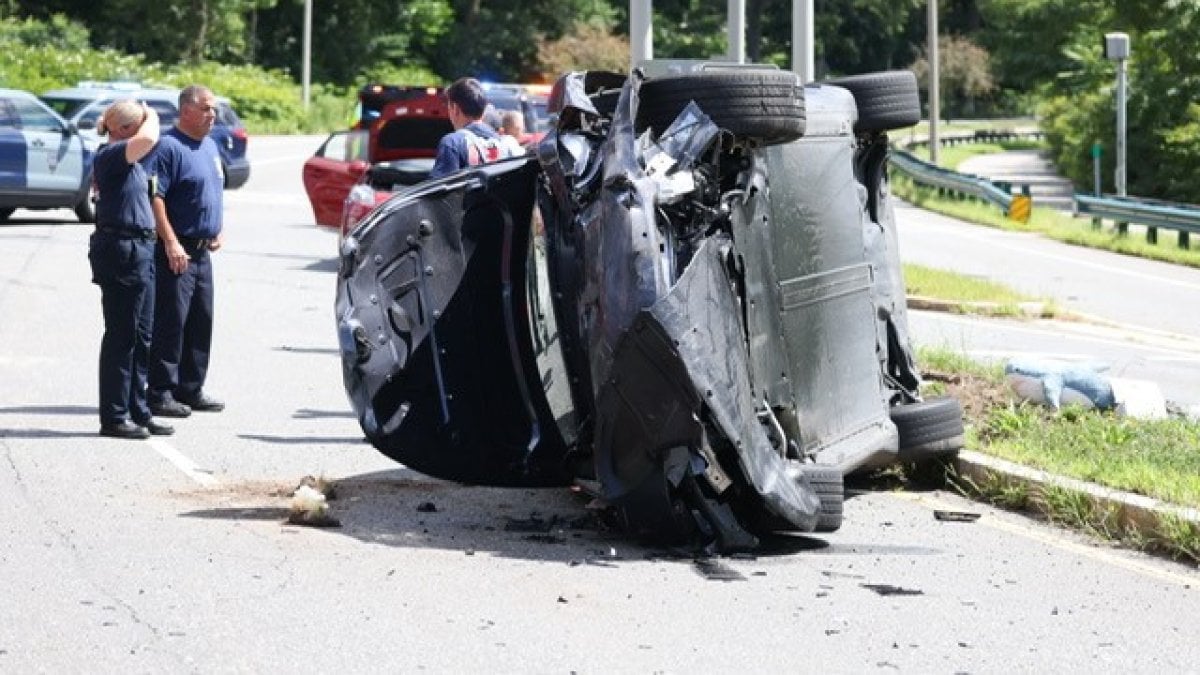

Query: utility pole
[728,0,745,63]
[792,0,814,82]
[928,0,940,165]
[302,0,312,108]
[631,0,653,69]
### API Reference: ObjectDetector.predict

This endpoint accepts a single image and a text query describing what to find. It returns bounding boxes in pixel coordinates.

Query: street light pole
[792,0,814,82]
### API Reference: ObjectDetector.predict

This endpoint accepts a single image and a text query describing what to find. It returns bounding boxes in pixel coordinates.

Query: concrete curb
[906,294,1049,318]
[953,450,1200,538]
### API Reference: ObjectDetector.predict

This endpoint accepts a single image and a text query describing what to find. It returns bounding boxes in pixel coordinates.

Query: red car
[303,83,545,237]
[302,87,449,235]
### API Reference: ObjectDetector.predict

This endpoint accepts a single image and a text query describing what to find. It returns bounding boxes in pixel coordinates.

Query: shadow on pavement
[175,467,831,568]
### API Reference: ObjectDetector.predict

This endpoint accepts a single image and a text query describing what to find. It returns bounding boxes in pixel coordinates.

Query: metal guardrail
[888,149,1020,217]
[1075,194,1200,247]
[889,130,1198,247]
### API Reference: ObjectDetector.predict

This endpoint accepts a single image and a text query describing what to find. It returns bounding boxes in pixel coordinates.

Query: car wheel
[803,466,844,532]
[636,70,806,145]
[74,191,96,223]
[891,396,965,460]
[823,70,922,133]
[0,208,14,223]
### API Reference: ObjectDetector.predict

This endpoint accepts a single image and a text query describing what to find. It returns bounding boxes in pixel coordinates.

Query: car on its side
[0,87,94,223]
[40,83,251,189]
[334,65,965,551]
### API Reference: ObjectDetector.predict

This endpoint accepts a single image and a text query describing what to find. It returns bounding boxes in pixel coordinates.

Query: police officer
[90,99,173,439]
[146,84,226,417]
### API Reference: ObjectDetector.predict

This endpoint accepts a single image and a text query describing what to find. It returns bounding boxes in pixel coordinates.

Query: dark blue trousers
[89,233,155,426]
[149,242,214,403]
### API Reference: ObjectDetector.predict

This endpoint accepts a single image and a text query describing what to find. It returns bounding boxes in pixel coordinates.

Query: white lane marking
[898,206,1200,293]
[889,492,1200,589]
[147,438,219,487]
[965,349,1200,365]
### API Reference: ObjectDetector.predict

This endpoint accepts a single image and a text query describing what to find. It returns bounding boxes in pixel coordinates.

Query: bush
[0,15,351,134]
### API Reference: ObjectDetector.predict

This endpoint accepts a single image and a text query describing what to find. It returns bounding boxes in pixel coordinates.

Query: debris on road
[287,484,340,527]
[934,510,982,522]
[861,584,924,596]
[416,501,438,513]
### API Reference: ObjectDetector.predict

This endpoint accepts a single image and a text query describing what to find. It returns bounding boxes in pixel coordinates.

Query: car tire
[803,466,844,532]
[74,191,95,224]
[636,70,806,145]
[891,396,965,459]
[823,70,922,133]
[0,207,14,223]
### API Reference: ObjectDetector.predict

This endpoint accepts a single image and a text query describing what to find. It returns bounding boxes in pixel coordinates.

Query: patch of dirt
[923,368,1013,428]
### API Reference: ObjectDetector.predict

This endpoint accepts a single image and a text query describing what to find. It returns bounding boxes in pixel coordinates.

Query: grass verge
[903,263,1058,318]
[914,344,1200,563]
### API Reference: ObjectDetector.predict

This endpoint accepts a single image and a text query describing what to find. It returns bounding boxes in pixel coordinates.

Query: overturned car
[335,64,964,551]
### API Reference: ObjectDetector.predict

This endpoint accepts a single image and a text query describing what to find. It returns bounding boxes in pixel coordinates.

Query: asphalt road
[1,136,1198,672]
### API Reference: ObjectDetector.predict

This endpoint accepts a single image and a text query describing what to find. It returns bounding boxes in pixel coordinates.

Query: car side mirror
[76,118,96,131]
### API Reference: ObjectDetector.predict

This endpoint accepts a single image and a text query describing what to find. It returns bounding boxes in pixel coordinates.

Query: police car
[40,82,251,189]
[0,87,94,223]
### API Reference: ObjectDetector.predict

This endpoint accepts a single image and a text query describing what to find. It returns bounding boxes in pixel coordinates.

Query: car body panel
[302,130,370,227]
[336,159,572,487]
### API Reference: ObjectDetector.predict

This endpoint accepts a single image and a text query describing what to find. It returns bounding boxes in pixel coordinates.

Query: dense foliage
[1,1,1197,200]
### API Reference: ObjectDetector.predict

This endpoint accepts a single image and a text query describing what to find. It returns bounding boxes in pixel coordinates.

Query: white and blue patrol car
[0,88,94,223]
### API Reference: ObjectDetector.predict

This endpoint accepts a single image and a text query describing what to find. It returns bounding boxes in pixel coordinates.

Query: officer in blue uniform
[89,100,173,439]
[146,85,226,417]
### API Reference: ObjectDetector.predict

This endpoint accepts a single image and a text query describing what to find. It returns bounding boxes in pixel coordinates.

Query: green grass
[913,345,1200,562]
[903,263,1055,317]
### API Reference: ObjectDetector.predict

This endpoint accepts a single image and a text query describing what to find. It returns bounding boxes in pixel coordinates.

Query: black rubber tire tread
[890,396,964,449]
[803,466,844,532]
[823,70,921,133]
[636,70,806,145]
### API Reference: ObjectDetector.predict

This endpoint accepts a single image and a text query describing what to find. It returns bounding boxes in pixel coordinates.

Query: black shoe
[138,419,175,436]
[100,421,150,440]
[178,391,224,412]
[150,398,192,418]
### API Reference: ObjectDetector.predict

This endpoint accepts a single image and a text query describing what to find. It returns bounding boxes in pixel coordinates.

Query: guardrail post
[1116,220,1128,237]
[1092,216,1102,231]
[1180,231,1190,249]
[1147,225,1158,245]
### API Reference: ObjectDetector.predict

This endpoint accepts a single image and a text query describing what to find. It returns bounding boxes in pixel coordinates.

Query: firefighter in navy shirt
[89,100,172,439]
[145,85,226,417]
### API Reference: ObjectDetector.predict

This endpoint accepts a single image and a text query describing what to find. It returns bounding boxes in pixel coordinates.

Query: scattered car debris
[287,485,341,527]
[861,584,924,596]
[296,474,337,500]
[692,558,746,582]
[524,534,566,544]
[416,501,438,513]
[933,510,982,523]
[504,515,558,533]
